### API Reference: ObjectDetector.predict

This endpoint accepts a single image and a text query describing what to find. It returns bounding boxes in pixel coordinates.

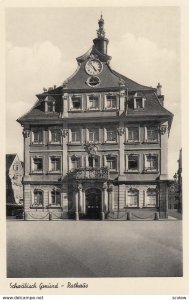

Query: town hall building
[17,15,173,221]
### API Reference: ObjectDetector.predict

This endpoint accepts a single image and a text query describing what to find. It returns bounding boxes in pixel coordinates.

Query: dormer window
[133,93,145,110]
[45,96,55,112]
[70,95,82,110]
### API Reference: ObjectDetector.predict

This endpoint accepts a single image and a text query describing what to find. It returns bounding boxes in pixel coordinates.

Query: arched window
[127,189,138,207]
[146,189,157,207]
[33,190,43,206]
[51,190,61,206]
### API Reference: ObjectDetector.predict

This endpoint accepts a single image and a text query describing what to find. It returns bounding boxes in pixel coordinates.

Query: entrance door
[85,188,101,219]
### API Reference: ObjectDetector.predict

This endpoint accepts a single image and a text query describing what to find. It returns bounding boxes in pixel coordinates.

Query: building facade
[17,15,173,221]
[6,154,23,216]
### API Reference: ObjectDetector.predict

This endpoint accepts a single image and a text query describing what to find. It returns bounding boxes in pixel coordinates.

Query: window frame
[126,154,139,173]
[126,126,140,143]
[133,95,145,110]
[87,128,99,143]
[145,188,157,207]
[105,94,117,110]
[31,129,44,145]
[31,156,44,174]
[104,155,117,172]
[144,154,159,173]
[145,126,159,143]
[31,189,44,207]
[104,127,117,144]
[69,95,83,111]
[49,156,62,173]
[69,155,82,171]
[49,189,61,207]
[87,94,100,110]
[69,128,82,144]
[127,189,139,207]
[48,128,62,144]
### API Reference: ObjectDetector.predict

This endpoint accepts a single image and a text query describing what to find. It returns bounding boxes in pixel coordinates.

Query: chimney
[157,83,164,106]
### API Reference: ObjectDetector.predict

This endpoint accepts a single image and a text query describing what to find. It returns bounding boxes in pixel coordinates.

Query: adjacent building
[17,15,173,221]
[6,154,23,216]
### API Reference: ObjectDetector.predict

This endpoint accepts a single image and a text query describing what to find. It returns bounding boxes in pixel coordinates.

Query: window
[71,156,81,170]
[49,157,61,172]
[127,189,138,207]
[70,95,82,110]
[47,101,55,112]
[145,154,158,172]
[88,129,99,142]
[146,189,157,207]
[50,129,61,144]
[106,128,117,142]
[127,155,139,171]
[135,98,143,109]
[51,190,61,206]
[88,156,100,168]
[88,95,99,109]
[127,127,139,142]
[32,157,43,173]
[106,95,117,109]
[87,76,100,87]
[33,190,43,206]
[147,126,158,142]
[106,156,117,171]
[133,93,145,109]
[71,129,81,143]
[32,130,43,144]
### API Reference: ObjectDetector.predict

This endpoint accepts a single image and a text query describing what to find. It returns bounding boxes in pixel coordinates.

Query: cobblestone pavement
[7,220,182,278]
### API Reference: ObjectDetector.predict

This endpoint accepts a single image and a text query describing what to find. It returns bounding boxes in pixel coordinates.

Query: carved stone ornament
[117,127,125,136]
[62,129,69,138]
[22,129,30,138]
[119,78,125,86]
[160,125,168,135]
[84,142,98,155]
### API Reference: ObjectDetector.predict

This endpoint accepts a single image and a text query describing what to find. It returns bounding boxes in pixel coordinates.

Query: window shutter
[84,156,88,168]
[103,128,107,143]
[68,129,72,143]
[31,190,34,205]
[48,190,51,205]
[86,128,89,143]
[48,129,52,143]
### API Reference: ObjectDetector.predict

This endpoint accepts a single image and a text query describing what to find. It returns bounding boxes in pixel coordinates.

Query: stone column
[159,182,168,219]
[62,127,69,218]
[118,122,125,180]
[78,183,82,212]
[75,191,79,221]
[160,122,168,180]
[108,183,114,212]
[82,189,86,214]
[22,128,30,179]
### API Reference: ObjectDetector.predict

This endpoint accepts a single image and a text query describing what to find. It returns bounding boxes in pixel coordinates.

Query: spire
[97,13,105,38]
[93,13,109,55]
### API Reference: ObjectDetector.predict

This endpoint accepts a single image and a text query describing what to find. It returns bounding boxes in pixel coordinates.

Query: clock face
[85,59,103,75]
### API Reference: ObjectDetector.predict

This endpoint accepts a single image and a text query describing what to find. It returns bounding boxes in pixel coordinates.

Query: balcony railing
[68,167,109,180]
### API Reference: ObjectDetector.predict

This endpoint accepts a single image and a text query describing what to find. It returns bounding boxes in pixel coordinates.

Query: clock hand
[89,63,97,72]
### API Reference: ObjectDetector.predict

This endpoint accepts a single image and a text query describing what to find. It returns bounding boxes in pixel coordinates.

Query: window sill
[142,141,159,144]
[102,141,117,144]
[47,172,61,175]
[30,172,43,175]
[30,206,45,209]
[143,170,158,174]
[48,142,62,145]
[87,108,100,111]
[47,205,62,209]
[109,170,118,173]
[124,141,140,145]
[102,108,118,111]
[125,171,140,174]
[68,142,82,146]
[30,143,44,146]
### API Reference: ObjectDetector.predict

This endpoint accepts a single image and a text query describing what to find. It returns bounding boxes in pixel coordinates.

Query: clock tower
[93,14,109,55]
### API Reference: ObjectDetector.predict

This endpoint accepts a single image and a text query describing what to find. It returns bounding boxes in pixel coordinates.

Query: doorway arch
[85,188,102,219]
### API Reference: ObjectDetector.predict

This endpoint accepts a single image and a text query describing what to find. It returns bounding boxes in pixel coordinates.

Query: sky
[5,6,180,178]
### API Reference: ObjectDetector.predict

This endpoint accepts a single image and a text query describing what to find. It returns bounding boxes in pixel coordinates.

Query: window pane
[51,191,61,206]
[71,129,81,142]
[135,98,143,108]
[89,96,99,108]
[33,131,42,143]
[106,157,116,170]
[51,129,61,143]
[147,127,158,141]
[128,190,138,206]
[146,190,156,206]
[146,155,158,170]
[34,190,43,206]
[89,129,98,142]
[71,157,80,169]
[47,102,54,112]
[128,127,139,141]
[107,129,117,141]
[51,157,61,171]
[106,95,116,108]
[33,158,43,171]
[128,155,138,170]
[72,96,82,109]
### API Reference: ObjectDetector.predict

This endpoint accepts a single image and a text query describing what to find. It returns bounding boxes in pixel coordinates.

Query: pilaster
[160,121,168,180]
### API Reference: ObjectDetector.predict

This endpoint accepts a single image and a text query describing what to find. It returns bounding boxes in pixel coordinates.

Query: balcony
[68,167,109,180]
